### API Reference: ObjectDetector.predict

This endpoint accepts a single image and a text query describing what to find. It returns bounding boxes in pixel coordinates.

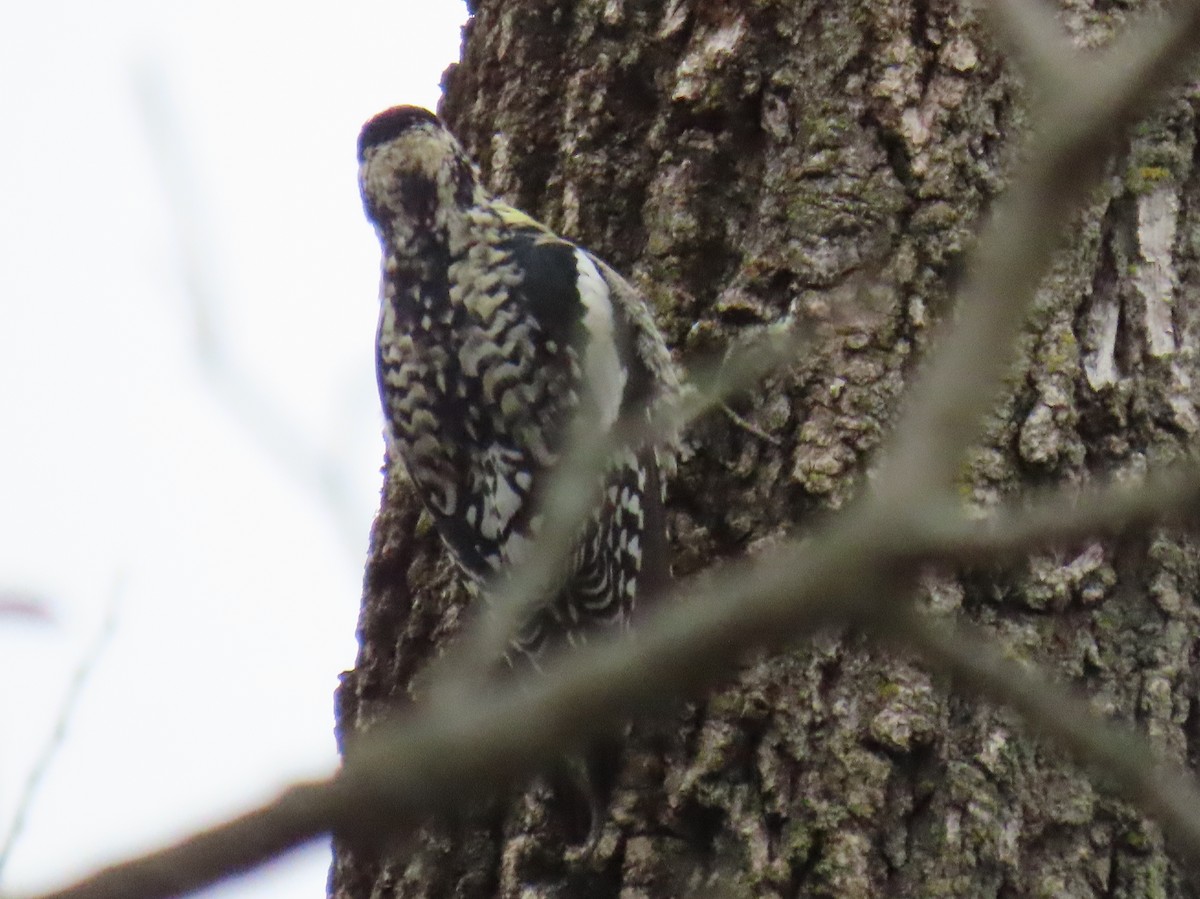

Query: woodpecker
[359,105,678,667]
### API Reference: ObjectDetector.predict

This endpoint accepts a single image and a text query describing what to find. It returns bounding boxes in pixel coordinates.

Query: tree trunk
[332,1,1200,896]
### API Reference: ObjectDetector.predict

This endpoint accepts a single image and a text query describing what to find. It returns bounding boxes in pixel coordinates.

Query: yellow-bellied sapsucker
[358,106,679,665]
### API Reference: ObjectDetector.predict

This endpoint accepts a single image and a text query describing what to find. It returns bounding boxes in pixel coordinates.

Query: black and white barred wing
[493,237,677,656]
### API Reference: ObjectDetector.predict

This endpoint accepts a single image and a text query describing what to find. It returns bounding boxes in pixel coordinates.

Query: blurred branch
[14,780,339,899]
[0,591,54,624]
[886,607,1200,852]
[131,61,367,555]
[21,454,1200,899]
[917,461,1200,562]
[983,0,1075,89]
[0,578,121,883]
[875,0,1200,506]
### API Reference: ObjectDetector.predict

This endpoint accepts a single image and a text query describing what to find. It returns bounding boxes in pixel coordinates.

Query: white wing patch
[478,445,524,541]
[573,249,627,429]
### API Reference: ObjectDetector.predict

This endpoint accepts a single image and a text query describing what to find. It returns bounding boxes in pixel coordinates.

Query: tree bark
[332,1,1200,896]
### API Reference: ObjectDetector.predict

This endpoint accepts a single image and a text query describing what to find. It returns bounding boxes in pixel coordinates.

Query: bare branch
[886,607,1200,854]
[875,0,1200,506]
[983,0,1077,91]
[20,780,340,899]
[23,458,1200,899]
[916,461,1200,562]
[18,530,854,899]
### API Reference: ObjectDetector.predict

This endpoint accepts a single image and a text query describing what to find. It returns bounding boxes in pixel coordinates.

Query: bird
[357,105,680,668]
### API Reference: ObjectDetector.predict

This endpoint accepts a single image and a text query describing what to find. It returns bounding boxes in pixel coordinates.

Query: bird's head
[357,105,481,231]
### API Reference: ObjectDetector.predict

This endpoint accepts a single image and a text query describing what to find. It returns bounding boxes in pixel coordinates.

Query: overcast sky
[0,3,467,895]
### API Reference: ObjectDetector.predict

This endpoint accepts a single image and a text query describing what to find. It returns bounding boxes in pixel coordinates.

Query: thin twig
[886,607,1200,854]
[0,578,122,883]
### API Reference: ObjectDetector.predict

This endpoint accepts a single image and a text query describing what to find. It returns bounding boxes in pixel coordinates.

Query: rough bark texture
[332,1,1200,896]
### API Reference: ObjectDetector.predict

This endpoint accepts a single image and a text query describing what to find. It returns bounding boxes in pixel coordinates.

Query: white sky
[0,2,467,896]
